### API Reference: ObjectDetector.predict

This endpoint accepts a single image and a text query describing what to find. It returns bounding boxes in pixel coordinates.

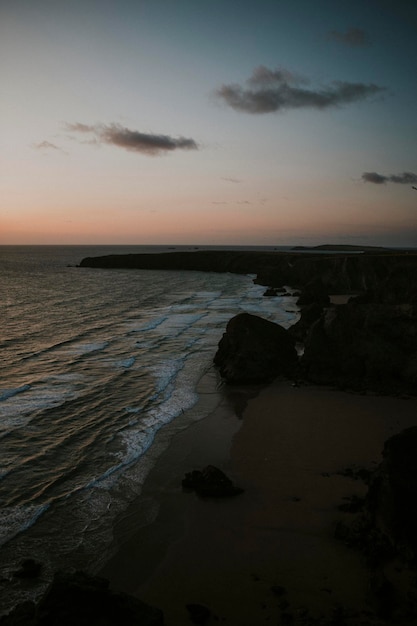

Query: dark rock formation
[214,312,298,384]
[300,299,417,394]
[296,277,330,307]
[366,426,417,562]
[185,603,212,624]
[263,287,279,297]
[182,465,244,497]
[13,559,42,579]
[0,570,164,626]
[288,302,323,342]
[334,428,417,621]
[79,249,417,300]
[80,249,417,395]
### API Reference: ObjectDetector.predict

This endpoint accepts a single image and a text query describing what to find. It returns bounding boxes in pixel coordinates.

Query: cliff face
[80,249,417,395]
[80,250,417,299]
[300,301,417,394]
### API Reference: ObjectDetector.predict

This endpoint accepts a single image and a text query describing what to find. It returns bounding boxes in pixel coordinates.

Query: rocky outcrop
[80,248,417,395]
[366,427,417,562]
[0,570,164,626]
[334,428,417,621]
[182,465,243,497]
[79,249,417,301]
[300,299,417,394]
[213,312,298,384]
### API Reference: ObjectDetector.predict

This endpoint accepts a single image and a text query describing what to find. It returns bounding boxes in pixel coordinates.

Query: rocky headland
[79,247,417,300]
[80,248,417,395]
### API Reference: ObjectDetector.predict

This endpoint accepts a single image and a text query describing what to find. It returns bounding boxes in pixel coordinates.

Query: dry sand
[99,380,417,625]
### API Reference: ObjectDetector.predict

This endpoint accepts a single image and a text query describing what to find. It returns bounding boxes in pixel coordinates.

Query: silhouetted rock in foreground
[182,465,244,497]
[366,426,417,562]
[334,428,417,621]
[214,312,298,384]
[0,570,164,626]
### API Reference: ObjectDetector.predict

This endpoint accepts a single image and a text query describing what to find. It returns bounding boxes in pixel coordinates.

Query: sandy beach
[99,379,417,625]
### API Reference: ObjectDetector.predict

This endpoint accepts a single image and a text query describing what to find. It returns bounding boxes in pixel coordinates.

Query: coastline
[98,379,417,624]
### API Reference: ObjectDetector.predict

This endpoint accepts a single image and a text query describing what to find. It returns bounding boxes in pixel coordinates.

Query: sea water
[0,245,299,613]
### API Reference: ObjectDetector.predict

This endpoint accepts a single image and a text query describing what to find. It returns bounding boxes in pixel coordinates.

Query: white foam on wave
[127,315,168,333]
[148,358,184,395]
[154,312,208,338]
[0,380,78,425]
[64,341,109,355]
[114,356,135,369]
[0,503,49,547]
[124,406,142,414]
[84,427,156,491]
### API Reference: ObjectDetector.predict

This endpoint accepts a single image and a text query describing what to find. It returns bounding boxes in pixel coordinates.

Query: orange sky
[2,0,416,247]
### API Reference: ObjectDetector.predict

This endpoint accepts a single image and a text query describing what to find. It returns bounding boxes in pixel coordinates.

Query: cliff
[80,249,417,395]
[79,249,417,298]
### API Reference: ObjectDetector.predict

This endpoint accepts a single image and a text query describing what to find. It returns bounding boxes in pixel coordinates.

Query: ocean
[0,245,299,614]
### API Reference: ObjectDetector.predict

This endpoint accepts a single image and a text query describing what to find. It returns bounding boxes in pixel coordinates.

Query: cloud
[64,122,198,155]
[327,28,371,47]
[33,140,64,151]
[221,177,242,183]
[361,172,388,184]
[362,171,417,184]
[215,65,385,114]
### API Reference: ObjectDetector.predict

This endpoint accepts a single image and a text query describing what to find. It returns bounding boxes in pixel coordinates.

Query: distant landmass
[291,244,391,252]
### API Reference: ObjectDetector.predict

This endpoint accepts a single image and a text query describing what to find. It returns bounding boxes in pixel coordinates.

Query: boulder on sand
[182,465,244,497]
[213,312,298,384]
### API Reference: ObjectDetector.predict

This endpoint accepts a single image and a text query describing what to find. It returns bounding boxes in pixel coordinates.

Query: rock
[214,313,298,384]
[300,300,417,394]
[182,465,244,497]
[1,570,164,626]
[263,286,287,297]
[288,301,323,342]
[366,426,417,562]
[296,277,330,307]
[185,603,211,624]
[263,287,278,297]
[13,559,42,579]
[80,250,417,303]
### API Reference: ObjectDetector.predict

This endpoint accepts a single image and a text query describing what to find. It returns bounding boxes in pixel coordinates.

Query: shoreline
[97,368,259,587]
[98,379,417,624]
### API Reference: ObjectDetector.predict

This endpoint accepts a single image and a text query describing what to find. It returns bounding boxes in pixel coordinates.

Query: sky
[1,0,417,247]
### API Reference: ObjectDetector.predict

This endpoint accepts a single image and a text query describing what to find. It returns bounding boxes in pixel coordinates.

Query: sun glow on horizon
[2,1,416,248]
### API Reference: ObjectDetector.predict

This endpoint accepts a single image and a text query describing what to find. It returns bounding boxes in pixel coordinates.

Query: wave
[0,256,301,605]
[0,503,49,547]
[0,384,31,402]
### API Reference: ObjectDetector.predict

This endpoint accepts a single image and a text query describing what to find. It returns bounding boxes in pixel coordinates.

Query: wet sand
[99,380,417,625]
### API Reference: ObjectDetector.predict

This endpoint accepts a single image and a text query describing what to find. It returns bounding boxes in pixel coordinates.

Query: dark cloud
[327,28,371,47]
[389,172,417,184]
[64,122,198,155]
[215,65,385,114]
[33,140,62,151]
[362,172,389,184]
[362,171,417,184]
[221,177,242,183]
